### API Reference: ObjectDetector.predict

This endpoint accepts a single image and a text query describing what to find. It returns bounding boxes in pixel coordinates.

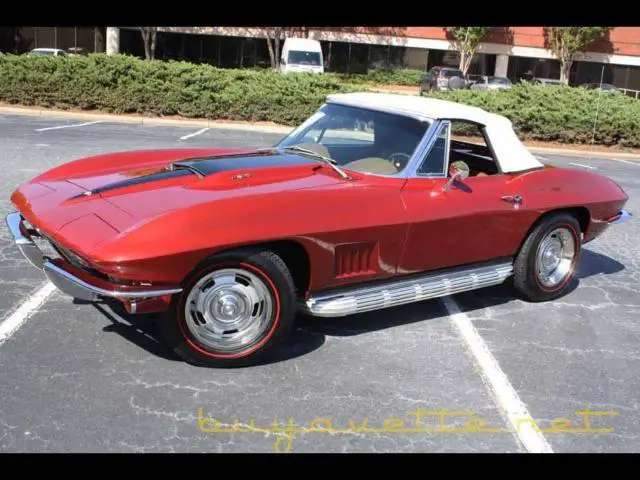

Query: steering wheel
[388,152,411,170]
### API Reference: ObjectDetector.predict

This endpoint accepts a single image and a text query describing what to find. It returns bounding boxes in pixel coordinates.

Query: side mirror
[443,161,470,191]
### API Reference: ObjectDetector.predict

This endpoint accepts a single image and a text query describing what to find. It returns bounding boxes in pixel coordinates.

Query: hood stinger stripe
[70,168,192,199]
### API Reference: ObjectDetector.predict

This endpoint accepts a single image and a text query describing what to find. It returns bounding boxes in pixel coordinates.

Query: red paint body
[10,147,629,309]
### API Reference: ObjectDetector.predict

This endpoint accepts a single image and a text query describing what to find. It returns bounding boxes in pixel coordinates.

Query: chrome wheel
[184,268,274,352]
[535,227,577,288]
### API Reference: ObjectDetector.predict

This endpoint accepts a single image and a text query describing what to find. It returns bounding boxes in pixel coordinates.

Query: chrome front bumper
[608,210,632,224]
[5,212,182,302]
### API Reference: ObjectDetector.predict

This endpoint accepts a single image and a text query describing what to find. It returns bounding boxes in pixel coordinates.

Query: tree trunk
[266,36,276,69]
[458,51,467,73]
[150,30,157,60]
[142,30,150,59]
[274,30,281,70]
[266,28,282,71]
[459,50,474,75]
[560,58,573,84]
[140,28,157,60]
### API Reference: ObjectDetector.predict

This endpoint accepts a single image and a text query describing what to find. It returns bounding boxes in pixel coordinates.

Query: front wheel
[513,213,582,302]
[159,248,296,367]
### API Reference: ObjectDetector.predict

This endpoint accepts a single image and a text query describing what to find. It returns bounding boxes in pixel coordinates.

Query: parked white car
[470,76,512,91]
[29,48,67,57]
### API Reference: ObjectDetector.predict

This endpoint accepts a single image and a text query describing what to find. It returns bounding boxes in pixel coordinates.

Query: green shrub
[0,54,638,148]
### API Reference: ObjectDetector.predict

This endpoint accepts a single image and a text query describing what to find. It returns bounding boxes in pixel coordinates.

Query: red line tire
[159,247,296,368]
[513,212,582,302]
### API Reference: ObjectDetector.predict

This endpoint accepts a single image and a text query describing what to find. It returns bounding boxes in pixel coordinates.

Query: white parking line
[610,158,639,166]
[569,162,598,170]
[35,120,103,132]
[0,281,56,346]
[442,296,554,453]
[180,128,210,141]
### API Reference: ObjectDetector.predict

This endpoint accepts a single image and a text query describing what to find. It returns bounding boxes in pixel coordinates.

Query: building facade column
[106,27,120,55]
[494,54,509,77]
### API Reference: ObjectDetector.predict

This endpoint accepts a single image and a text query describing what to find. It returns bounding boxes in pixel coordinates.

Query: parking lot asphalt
[0,113,638,453]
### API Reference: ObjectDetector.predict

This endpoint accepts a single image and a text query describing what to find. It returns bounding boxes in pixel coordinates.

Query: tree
[443,27,491,74]
[139,27,158,60]
[543,27,612,84]
[265,27,285,70]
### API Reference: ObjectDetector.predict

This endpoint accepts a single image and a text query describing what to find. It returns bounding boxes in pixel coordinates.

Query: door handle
[501,194,523,206]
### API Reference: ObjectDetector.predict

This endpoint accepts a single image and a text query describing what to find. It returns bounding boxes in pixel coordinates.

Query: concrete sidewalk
[2,104,639,161]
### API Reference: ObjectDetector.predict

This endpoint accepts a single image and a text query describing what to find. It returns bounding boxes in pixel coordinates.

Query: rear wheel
[513,213,582,302]
[159,248,296,367]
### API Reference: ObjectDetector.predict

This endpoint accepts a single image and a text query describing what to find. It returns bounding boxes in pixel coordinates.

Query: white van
[279,38,324,74]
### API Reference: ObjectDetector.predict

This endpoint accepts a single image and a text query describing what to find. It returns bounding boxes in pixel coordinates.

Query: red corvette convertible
[7,92,631,367]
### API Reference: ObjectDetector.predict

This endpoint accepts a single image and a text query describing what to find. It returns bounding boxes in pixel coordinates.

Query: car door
[397,120,535,275]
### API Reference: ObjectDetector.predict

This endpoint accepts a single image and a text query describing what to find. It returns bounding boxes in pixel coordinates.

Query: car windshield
[288,51,321,66]
[31,49,55,56]
[276,103,431,175]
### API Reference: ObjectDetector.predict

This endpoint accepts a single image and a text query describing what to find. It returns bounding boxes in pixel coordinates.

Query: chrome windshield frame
[274,102,444,180]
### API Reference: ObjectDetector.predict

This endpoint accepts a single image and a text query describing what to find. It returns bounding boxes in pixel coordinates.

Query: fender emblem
[232,173,251,180]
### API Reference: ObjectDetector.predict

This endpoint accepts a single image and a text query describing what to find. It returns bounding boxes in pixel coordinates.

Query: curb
[1,105,639,160]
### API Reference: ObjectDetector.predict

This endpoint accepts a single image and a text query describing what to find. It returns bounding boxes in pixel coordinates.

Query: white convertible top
[326,92,544,173]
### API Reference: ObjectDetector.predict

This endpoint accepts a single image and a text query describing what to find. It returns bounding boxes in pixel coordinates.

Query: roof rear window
[442,69,464,77]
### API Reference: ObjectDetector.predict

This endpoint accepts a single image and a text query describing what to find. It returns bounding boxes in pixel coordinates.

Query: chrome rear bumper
[6,212,182,302]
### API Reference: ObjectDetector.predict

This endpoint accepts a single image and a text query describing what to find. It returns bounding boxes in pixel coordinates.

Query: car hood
[11,147,346,252]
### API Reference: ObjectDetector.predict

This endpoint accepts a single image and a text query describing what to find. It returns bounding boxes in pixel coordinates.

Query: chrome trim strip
[609,210,632,224]
[403,119,448,179]
[43,261,183,302]
[6,212,45,269]
[300,261,513,318]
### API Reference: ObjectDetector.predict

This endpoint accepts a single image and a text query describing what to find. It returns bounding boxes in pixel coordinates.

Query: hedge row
[0,54,359,125]
[339,68,423,86]
[1,54,639,148]
[425,84,640,148]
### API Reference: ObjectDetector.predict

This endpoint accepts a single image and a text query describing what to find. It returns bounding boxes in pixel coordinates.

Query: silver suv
[419,66,466,94]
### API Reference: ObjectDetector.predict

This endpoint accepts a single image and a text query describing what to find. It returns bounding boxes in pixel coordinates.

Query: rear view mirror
[449,160,470,179]
[443,161,470,191]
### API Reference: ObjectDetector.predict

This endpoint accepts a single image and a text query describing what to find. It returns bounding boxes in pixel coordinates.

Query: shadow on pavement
[576,248,626,279]
[90,301,326,367]
[86,247,626,365]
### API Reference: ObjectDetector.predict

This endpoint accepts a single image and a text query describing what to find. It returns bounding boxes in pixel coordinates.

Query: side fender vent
[334,242,377,278]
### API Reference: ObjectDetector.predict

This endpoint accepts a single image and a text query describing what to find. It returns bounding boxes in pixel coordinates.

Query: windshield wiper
[170,161,205,179]
[283,145,352,180]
